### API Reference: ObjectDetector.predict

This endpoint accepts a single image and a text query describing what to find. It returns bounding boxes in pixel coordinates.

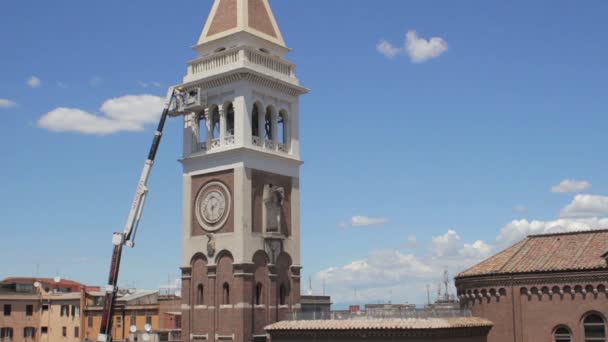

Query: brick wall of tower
[181,250,300,342]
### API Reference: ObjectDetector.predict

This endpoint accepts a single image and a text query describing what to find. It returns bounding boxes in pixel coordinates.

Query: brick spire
[197,0,286,48]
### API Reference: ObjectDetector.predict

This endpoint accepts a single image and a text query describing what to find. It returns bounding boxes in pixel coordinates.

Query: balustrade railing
[189,47,295,78]
[191,49,239,74]
[224,136,235,146]
[245,48,293,76]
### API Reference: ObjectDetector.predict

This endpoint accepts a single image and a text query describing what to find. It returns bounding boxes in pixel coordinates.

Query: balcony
[186,47,298,85]
[252,136,289,154]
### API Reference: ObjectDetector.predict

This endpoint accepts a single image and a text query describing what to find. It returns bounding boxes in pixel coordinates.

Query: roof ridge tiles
[528,228,608,238]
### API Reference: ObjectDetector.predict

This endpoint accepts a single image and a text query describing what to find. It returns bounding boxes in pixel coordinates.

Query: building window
[41,327,48,334]
[0,328,14,340]
[24,327,36,339]
[146,316,152,325]
[252,104,260,137]
[116,316,122,328]
[584,314,606,342]
[226,103,235,136]
[197,284,204,305]
[554,326,572,342]
[42,304,49,312]
[279,284,287,306]
[62,327,67,337]
[88,316,93,328]
[255,283,263,305]
[130,313,137,326]
[60,305,69,317]
[74,327,79,338]
[223,283,230,305]
[26,305,33,316]
[3,304,11,316]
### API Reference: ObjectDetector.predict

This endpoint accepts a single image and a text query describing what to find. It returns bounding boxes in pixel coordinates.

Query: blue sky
[1,0,608,307]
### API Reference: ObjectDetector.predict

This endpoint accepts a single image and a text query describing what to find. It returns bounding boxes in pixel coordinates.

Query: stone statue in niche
[263,184,285,233]
[206,233,216,257]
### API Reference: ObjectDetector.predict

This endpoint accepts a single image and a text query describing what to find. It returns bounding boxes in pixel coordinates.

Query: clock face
[201,191,226,223]
[195,181,231,232]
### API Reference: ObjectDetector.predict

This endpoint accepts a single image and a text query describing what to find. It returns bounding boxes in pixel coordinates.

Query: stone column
[204,109,213,149]
[271,111,278,145]
[258,106,265,146]
[219,106,227,145]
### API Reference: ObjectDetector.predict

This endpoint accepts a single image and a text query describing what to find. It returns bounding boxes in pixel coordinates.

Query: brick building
[0,278,87,342]
[456,230,608,342]
[83,290,160,342]
[175,0,306,341]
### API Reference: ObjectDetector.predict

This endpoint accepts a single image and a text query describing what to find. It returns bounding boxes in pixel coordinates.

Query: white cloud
[495,217,608,248]
[27,76,41,88]
[406,30,448,63]
[0,99,17,108]
[403,234,417,248]
[341,216,389,228]
[376,30,448,63]
[316,250,434,301]
[459,240,492,259]
[560,194,608,218]
[37,94,164,135]
[552,179,591,193]
[376,40,402,59]
[314,240,487,304]
[432,229,462,257]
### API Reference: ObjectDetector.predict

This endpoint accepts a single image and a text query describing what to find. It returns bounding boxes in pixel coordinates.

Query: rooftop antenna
[437,283,442,301]
[322,277,326,296]
[307,276,313,296]
[443,270,450,301]
[426,284,431,305]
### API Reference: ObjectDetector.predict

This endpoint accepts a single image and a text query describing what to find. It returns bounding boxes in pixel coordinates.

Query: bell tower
[178,1,307,342]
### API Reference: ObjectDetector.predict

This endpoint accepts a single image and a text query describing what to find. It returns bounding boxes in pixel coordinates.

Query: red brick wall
[458,274,608,342]
[182,251,300,342]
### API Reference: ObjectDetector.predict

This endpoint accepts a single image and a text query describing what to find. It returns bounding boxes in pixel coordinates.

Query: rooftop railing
[288,309,472,321]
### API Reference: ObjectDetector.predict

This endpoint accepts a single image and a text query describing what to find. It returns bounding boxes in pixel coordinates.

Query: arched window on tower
[252,104,260,138]
[265,108,273,140]
[196,284,204,306]
[255,283,263,305]
[279,284,287,306]
[226,103,235,136]
[584,314,606,342]
[198,113,208,143]
[223,283,230,305]
[211,107,220,140]
[277,110,287,145]
[554,326,572,342]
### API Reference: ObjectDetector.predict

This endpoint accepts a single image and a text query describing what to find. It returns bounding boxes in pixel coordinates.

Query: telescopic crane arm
[97,87,185,342]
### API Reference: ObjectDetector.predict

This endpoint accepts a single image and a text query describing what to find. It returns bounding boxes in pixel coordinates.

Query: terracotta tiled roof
[198,0,286,47]
[265,317,493,331]
[3,277,83,287]
[457,229,608,278]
